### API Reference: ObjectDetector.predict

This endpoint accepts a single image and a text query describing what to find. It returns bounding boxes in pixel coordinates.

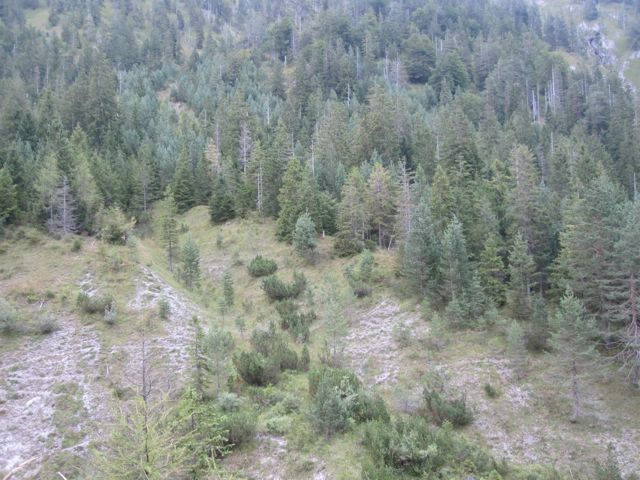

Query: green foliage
[209,175,235,224]
[98,206,134,245]
[362,418,498,478]
[275,300,316,342]
[420,371,473,427]
[220,408,257,448]
[36,312,58,335]
[247,255,278,277]
[180,236,201,290]
[0,166,18,227]
[506,320,527,379]
[293,212,316,257]
[0,298,19,335]
[158,298,171,320]
[222,270,234,307]
[261,272,307,301]
[76,292,114,315]
[103,303,118,326]
[484,383,499,398]
[344,249,374,297]
[276,158,316,242]
[233,350,278,386]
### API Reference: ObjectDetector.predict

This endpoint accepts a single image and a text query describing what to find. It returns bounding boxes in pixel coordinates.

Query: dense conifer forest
[1,0,640,478]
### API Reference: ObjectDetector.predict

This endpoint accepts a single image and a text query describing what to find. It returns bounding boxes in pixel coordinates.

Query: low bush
[344,250,374,297]
[158,298,171,320]
[421,387,473,427]
[103,304,118,326]
[0,298,19,335]
[233,351,278,386]
[363,418,498,477]
[221,408,257,447]
[333,231,364,257]
[36,312,58,334]
[484,383,499,399]
[261,272,307,301]
[275,300,316,342]
[266,415,293,435]
[71,238,82,252]
[248,255,278,277]
[76,292,114,315]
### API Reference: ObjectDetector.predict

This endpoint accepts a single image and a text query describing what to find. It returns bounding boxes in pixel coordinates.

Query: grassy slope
[2,211,640,478]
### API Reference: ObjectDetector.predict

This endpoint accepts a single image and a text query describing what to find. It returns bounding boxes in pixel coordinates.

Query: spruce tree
[209,175,235,224]
[402,194,440,297]
[507,232,536,320]
[440,217,472,305]
[430,164,455,234]
[336,167,368,251]
[0,166,18,227]
[223,270,234,307]
[180,236,201,290]
[161,197,179,272]
[173,153,196,214]
[551,289,598,422]
[366,162,396,248]
[293,212,317,258]
[276,158,315,242]
[478,234,507,306]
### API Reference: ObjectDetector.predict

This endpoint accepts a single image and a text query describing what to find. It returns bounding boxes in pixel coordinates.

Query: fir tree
[0,166,18,227]
[161,197,179,272]
[440,217,472,305]
[173,153,196,214]
[293,212,317,258]
[551,289,598,422]
[276,158,315,242]
[180,236,201,290]
[478,234,507,306]
[366,162,396,248]
[507,232,536,320]
[209,175,235,224]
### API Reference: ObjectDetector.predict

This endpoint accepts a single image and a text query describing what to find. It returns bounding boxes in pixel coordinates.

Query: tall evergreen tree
[440,217,472,304]
[0,166,18,227]
[180,236,201,290]
[276,158,315,242]
[508,232,536,320]
[366,162,396,248]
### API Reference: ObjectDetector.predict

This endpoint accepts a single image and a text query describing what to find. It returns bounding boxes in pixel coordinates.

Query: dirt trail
[343,299,419,387]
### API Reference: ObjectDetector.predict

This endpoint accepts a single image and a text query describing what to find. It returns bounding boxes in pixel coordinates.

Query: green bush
[158,298,171,320]
[250,322,299,371]
[221,409,257,447]
[344,250,374,297]
[0,298,19,335]
[103,304,118,326]
[98,206,134,245]
[266,415,293,435]
[233,351,278,386]
[484,383,499,398]
[363,418,498,477]
[310,372,352,437]
[352,393,390,424]
[261,272,307,301]
[247,255,278,277]
[275,300,316,342]
[333,231,364,257]
[71,238,82,252]
[36,312,58,335]
[76,292,114,315]
[308,365,361,398]
[421,387,473,427]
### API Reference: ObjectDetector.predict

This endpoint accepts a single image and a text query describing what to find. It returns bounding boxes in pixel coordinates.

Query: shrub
[247,255,278,278]
[484,383,499,398]
[36,313,58,334]
[352,393,390,424]
[310,373,352,437]
[71,238,82,252]
[221,409,257,447]
[298,345,310,372]
[98,206,134,245]
[421,387,473,427]
[363,418,498,477]
[76,292,114,315]
[217,392,244,412]
[261,272,306,301]
[158,298,171,320]
[344,250,374,297]
[266,415,293,435]
[308,365,361,398]
[233,351,279,386]
[275,301,316,342]
[104,304,118,326]
[0,298,19,335]
[333,231,364,257]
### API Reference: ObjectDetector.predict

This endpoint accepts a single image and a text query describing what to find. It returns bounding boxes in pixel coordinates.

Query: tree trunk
[570,359,580,423]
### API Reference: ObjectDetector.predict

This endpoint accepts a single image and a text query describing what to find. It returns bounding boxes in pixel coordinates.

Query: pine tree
[402,194,440,297]
[430,164,455,234]
[0,166,18,227]
[366,162,396,248]
[223,270,234,307]
[507,232,536,320]
[209,175,235,224]
[161,197,179,272]
[440,217,472,305]
[479,234,507,306]
[191,316,211,398]
[180,236,201,290]
[556,172,622,320]
[276,158,315,242]
[604,200,640,386]
[173,153,196,214]
[205,326,235,393]
[337,167,368,245]
[506,320,527,379]
[249,139,266,215]
[293,212,317,257]
[551,289,598,422]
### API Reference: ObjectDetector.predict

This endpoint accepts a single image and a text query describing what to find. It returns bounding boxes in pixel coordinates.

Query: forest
[1,0,640,478]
